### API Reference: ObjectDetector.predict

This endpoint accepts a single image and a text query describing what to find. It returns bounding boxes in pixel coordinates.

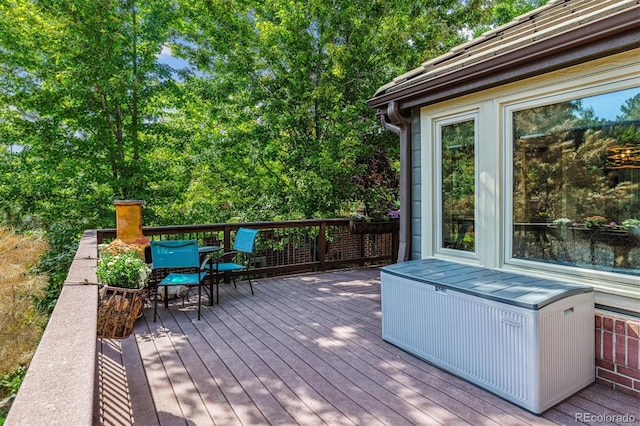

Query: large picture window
[512,87,640,276]
[438,115,476,253]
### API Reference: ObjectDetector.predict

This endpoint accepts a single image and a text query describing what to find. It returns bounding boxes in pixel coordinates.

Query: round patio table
[198,245,221,261]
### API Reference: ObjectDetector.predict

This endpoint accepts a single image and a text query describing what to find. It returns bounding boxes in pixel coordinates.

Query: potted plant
[96,240,151,339]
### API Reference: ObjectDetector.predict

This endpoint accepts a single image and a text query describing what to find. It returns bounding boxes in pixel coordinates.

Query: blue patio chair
[207,227,259,304]
[150,240,211,321]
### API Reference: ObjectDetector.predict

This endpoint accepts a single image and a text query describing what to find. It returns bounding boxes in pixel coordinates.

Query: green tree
[475,0,549,36]
[0,0,191,230]
[172,0,501,220]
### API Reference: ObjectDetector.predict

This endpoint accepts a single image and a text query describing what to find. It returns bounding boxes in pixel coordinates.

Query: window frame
[434,111,480,259]
[503,82,640,288]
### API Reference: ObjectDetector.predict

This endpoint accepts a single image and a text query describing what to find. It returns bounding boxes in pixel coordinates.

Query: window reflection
[441,119,475,252]
[512,87,640,275]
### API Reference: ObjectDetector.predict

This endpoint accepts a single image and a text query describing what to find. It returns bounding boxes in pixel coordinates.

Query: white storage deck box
[380,259,594,414]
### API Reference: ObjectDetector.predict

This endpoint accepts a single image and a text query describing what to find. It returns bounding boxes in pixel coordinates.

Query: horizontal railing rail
[7,219,398,425]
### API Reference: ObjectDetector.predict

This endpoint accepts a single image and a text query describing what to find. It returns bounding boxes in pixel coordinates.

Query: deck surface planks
[98,267,640,425]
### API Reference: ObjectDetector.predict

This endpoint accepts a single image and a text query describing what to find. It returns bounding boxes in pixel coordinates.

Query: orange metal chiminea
[114,200,150,248]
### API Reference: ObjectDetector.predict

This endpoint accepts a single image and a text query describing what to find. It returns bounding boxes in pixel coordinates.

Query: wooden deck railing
[6,219,397,425]
[97,218,399,276]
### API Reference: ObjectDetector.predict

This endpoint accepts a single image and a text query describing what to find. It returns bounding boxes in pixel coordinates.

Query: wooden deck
[96,267,639,425]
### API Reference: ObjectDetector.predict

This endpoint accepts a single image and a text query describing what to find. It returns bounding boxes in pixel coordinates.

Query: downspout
[379,101,411,262]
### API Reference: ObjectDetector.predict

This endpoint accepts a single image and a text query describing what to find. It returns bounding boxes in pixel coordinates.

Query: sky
[581,87,639,121]
[157,45,190,70]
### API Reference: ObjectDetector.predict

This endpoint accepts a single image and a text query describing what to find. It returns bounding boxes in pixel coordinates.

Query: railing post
[223,224,232,284]
[318,222,326,271]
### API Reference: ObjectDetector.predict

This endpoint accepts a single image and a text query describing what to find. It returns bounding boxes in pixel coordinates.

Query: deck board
[120,328,160,425]
[98,267,638,425]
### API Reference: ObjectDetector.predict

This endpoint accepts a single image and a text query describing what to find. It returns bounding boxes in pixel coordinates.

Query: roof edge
[367,7,640,111]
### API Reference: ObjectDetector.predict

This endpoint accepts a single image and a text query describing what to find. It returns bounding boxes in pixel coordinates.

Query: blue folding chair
[206,227,259,304]
[150,240,211,321]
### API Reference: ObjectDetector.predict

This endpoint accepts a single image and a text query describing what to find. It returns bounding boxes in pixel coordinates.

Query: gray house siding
[410,109,421,260]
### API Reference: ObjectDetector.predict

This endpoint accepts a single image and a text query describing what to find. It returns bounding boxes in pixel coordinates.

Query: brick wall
[595,310,640,398]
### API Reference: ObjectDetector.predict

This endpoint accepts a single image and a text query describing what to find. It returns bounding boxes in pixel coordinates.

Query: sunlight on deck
[97,268,640,425]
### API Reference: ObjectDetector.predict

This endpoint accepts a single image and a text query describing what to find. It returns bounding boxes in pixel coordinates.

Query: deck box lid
[381,259,593,310]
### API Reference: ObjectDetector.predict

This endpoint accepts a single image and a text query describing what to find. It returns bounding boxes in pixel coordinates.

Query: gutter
[379,101,411,262]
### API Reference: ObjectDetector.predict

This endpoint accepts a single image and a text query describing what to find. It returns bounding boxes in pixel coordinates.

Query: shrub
[0,228,49,421]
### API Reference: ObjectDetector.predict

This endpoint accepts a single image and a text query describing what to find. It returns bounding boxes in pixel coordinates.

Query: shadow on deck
[97,267,639,425]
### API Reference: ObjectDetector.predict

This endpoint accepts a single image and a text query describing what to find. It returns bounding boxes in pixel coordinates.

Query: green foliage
[620,93,640,120]
[0,0,546,230]
[474,0,550,36]
[442,120,475,218]
[622,219,640,233]
[0,367,26,399]
[0,0,188,228]
[0,0,550,309]
[173,0,500,220]
[450,230,475,251]
[32,225,79,314]
[0,366,26,423]
[513,88,640,226]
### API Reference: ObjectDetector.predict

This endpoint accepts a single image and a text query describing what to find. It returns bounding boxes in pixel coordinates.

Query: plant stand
[97,286,145,339]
